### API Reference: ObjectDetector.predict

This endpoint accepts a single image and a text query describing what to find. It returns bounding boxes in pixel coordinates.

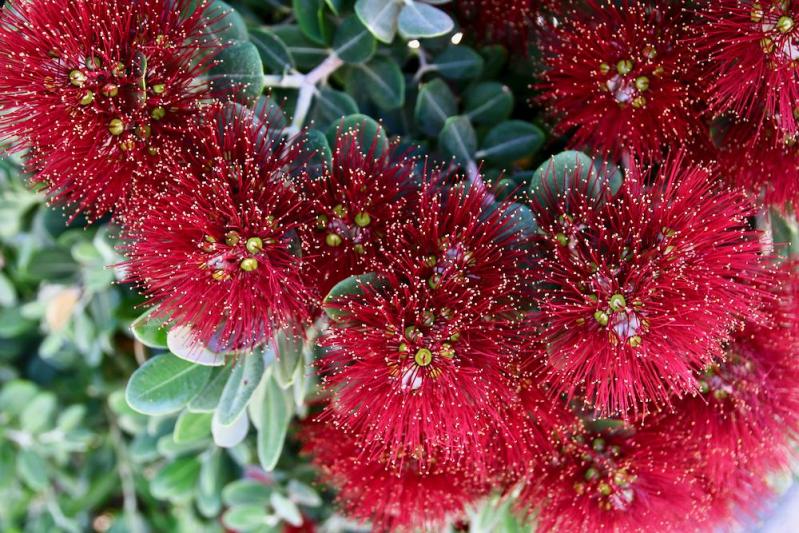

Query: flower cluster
[1,0,799,532]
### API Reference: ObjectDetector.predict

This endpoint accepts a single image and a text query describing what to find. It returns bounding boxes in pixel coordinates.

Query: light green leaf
[212,409,249,448]
[257,375,291,471]
[438,115,477,166]
[17,450,48,491]
[355,0,402,43]
[223,479,273,506]
[20,392,56,434]
[333,15,377,64]
[216,352,267,425]
[398,2,454,39]
[323,272,379,320]
[273,332,302,389]
[151,457,202,503]
[173,410,213,444]
[223,504,271,531]
[188,365,233,412]
[130,307,169,349]
[125,354,212,416]
[167,325,226,367]
[271,492,302,527]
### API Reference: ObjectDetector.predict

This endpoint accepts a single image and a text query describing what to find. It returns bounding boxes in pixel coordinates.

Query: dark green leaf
[311,87,359,128]
[208,41,265,106]
[353,56,405,110]
[476,121,544,165]
[150,457,202,503]
[438,115,477,166]
[325,114,389,155]
[293,0,331,45]
[173,410,213,444]
[432,46,484,80]
[323,272,379,320]
[414,78,456,136]
[250,29,294,73]
[464,82,513,125]
[333,15,376,63]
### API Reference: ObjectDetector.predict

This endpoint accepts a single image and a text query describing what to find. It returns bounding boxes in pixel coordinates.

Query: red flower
[300,130,416,297]
[663,264,799,526]
[123,105,314,350]
[300,413,486,532]
[537,0,697,161]
[529,154,774,417]
[454,0,539,51]
[519,414,708,533]
[0,0,217,221]
[714,117,799,208]
[695,1,799,137]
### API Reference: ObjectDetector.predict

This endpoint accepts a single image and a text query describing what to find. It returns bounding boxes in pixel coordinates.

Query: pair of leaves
[355,0,453,43]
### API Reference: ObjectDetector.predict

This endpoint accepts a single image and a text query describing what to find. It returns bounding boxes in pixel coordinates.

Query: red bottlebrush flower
[453,0,539,51]
[320,183,531,467]
[695,1,799,137]
[300,413,486,532]
[529,154,774,417]
[663,264,799,526]
[123,105,314,350]
[538,0,697,161]
[321,269,524,470]
[386,180,531,306]
[0,0,217,221]
[300,130,416,297]
[519,415,708,533]
[714,117,799,208]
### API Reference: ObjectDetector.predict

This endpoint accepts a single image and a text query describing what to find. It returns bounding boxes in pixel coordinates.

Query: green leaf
[151,457,202,504]
[287,479,322,507]
[26,248,78,281]
[188,365,233,412]
[398,2,453,39]
[197,449,224,518]
[17,450,48,491]
[20,392,56,434]
[464,82,514,125]
[438,115,477,166]
[353,56,405,110]
[355,0,402,43]
[167,325,226,366]
[250,29,294,73]
[271,25,328,71]
[216,352,267,426]
[223,504,271,531]
[529,151,621,207]
[271,492,303,527]
[415,78,456,136]
[273,332,302,389]
[293,0,331,45]
[333,15,376,64]
[325,114,389,155]
[173,410,213,444]
[325,0,343,14]
[223,479,273,506]
[0,272,16,307]
[431,46,484,80]
[0,380,38,416]
[125,354,212,416]
[304,128,334,170]
[208,41,265,106]
[130,307,169,349]
[311,88,359,128]
[257,375,291,471]
[203,0,249,43]
[212,409,250,448]
[323,272,379,320]
[476,121,545,165]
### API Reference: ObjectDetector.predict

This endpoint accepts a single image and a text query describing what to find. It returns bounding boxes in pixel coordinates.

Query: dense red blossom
[529,154,774,417]
[321,267,525,470]
[386,181,531,307]
[454,0,538,51]
[695,1,799,137]
[0,0,217,221]
[300,131,416,297]
[519,414,708,533]
[123,105,314,350]
[537,0,697,161]
[713,117,799,207]
[663,264,799,525]
[300,413,486,532]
